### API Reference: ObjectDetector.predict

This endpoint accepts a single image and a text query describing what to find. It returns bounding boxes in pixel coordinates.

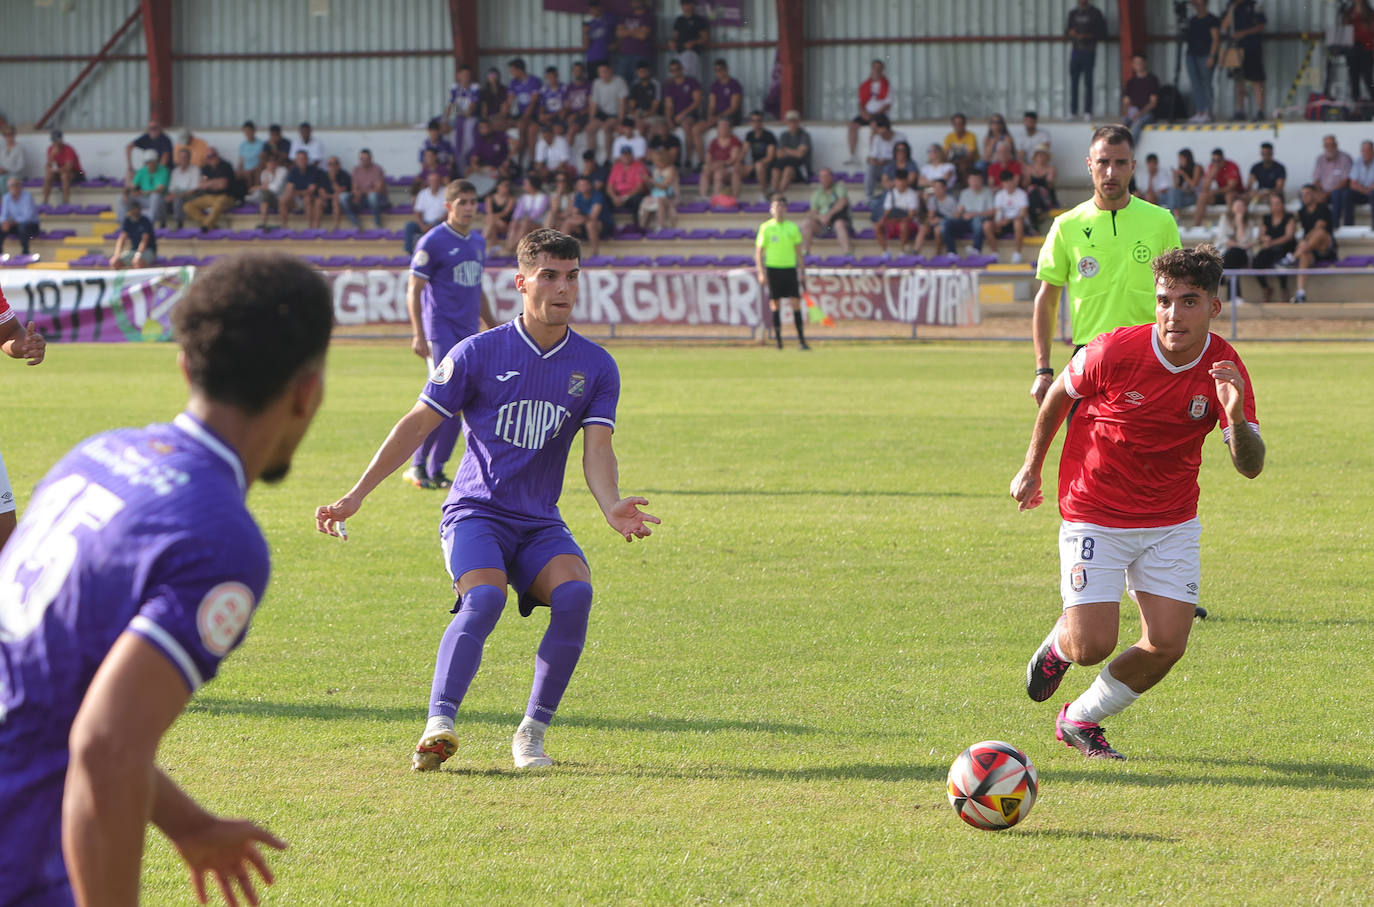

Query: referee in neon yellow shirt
[756,193,810,350]
[1031,124,1181,404]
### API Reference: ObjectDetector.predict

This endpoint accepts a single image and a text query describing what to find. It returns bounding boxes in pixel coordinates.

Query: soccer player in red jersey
[0,287,46,551]
[1010,244,1265,759]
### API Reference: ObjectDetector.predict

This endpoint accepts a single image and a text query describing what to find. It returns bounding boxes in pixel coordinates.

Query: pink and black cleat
[1055,703,1126,760]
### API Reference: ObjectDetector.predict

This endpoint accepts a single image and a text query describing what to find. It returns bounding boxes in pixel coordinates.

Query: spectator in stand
[265,124,292,161]
[482,177,516,246]
[468,119,512,186]
[0,125,24,182]
[1252,190,1297,301]
[350,148,388,228]
[616,0,656,84]
[865,114,907,200]
[0,176,39,260]
[249,152,288,230]
[981,115,1015,172]
[278,150,323,230]
[611,117,648,162]
[1212,196,1258,281]
[875,168,920,258]
[1347,140,1374,225]
[125,118,172,172]
[941,170,994,255]
[1312,134,1353,227]
[116,151,169,226]
[663,59,703,158]
[1284,183,1337,303]
[537,66,569,132]
[236,120,266,188]
[185,147,239,232]
[319,156,356,230]
[1024,148,1058,228]
[579,149,610,194]
[1184,0,1221,123]
[640,147,679,232]
[174,128,209,167]
[629,61,662,121]
[1221,0,1267,121]
[692,59,743,170]
[1121,53,1159,146]
[914,178,958,254]
[741,112,778,203]
[1192,146,1243,227]
[1137,152,1171,206]
[405,170,448,254]
[846,59,893,163]
[648,116,684,168]
[504,175,551,254]
[1345,1,1374,103]
[588,62,630,164]
[670,0,711,81]
[506,58,542,166]
[291,122,324,166]
[874,140,915,218]
[419,118,456,178]
[1065,0,1107,120]
[108,198,156,268]
[563,175,612,255]
[943,113,978,183]
[1164,147,1205,214]
[771,110,811,194]
[607,145,651,228]
[701,117,744,200]
[534,121,574,184]
[479,67,509,128]
[584,0,617,73]
[41,130,84,205]
[986,141,1023,189]
[564,62,593,138]
[445,64,481,174]
[1013,111,1051,163]
[165,146,199,229]
[1246,141,1286,199]
[990,168,1031,263]
[801,167,852,256]
[545,171,576,228]
[917,144,957,191]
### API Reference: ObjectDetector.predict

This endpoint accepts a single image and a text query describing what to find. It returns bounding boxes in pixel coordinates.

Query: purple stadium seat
[678,200,709,214]
[101,230,121,240]
[386,255,411,267]
[851,200,871,212]
[855,255,886,268]
[1335,255,1371,267]
[742,201,769,214]
[893,254,923,268]
[855,228,875,240]
[717,254,751,267]
[164,228,199,240]
[294,228,325,240]
[357,229,388,240]
[202,229,231,240]
[654,255,685,266]
[386,230,405,241]
[820,255,853,267]
[582,255,614,267]
[299,255,325,265]
[85,177,109,188]
[232,205,256,215]
[391,203,414,215]
[680,171,700,186]
[685,228,719,240]
[228,230,258,241]
[320,255,355,268]
[646,228,686,240]
[684,255,718,267]
[77,205,110,215]
[354,255,387,268]
[787,201,808,213]
[926,253,959,267]
[23,178,41,188]
[0,253,37,267]
[39,229,76,240]
[387,175,412,186]
[718,227,753,240]
[614,255,652,267]
[322,229,353,241]
[165,255,198,267]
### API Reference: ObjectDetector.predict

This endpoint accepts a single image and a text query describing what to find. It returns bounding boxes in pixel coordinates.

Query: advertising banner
[1,267,196,343]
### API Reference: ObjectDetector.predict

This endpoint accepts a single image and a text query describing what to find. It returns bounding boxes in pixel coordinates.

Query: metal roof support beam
[1118,0,1147,87]
[777,0,804,115]
[142,0,173,127]
[450,0,479,73]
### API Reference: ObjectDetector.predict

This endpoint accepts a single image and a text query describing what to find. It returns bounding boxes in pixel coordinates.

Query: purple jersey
[619,11,656,59]
[509,74,542,116]
[0,414,268,901]
[566,80,591,113]
[419,318,619,527]
[709,77,743,118]
[664,76,702,116]
[471,130,509,168]
[449,80,481,117]
[540,82,568,115]
[585,13,616,62]
[411,223,486,342]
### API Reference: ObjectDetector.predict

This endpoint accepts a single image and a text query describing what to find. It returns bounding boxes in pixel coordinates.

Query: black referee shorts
[765,266,800,300]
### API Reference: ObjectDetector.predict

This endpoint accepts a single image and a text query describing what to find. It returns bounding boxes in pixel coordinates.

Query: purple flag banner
[2,267,196,343]
[543,0,742,28]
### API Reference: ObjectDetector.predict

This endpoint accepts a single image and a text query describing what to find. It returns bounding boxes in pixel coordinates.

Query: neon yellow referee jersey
[1035,195,1182,346]
[756,218,803,269]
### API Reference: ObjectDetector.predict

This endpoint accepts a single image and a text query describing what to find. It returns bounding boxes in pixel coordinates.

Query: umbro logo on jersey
[1125,391,1145,405]
[496,370,520,382]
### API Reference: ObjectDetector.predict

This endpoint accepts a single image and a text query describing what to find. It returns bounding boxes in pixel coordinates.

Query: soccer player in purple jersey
[507,57,544,168]
[0,253,332,907]
[316,228,659,772]
[403,179,497,491]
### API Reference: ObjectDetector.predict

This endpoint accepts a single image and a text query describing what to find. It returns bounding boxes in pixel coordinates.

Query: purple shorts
[441,511,586,605]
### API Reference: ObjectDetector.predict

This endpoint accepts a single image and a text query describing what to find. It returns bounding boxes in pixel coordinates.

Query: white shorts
[1058,518,1201,607]
[0,450,14,515]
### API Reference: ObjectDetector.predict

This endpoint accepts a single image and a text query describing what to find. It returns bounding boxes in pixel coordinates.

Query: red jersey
[0,287,12,326]
[1059,324,1258,528]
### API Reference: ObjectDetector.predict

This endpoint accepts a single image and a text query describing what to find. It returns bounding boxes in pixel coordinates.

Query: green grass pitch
[6,339,1372,905]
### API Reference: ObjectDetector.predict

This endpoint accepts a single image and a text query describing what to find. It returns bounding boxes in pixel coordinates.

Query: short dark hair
[1261,141,1273,151]
[173,253,333,413]
[268,123,282,133]
[517,228,581,270]
[1089,123,1134,150]
[242,120,255,130]
[1211,147,1225,157]
[446,179,477,202]
[510,57,527,71]
[714,58,728,68]
[545,65,559,75]
[999,168,1016,181]
[874,113,890,129]
[1024,110,1038,119]
[1152,243,1224,296]
[1146,152,1159,163]
[770,192,787,202]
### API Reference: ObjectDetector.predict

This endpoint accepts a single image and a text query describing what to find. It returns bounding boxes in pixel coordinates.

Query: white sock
[517,716,548,734]
[1065,666,1139,725]
[1048,621,1068,662]
[425,714,454,734]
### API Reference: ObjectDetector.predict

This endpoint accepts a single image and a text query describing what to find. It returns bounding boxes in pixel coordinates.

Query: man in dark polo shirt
[1121,54,1160,145]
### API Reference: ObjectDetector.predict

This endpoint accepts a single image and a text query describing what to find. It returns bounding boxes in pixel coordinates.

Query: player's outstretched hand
[411,334,430,360]
[1010,466,1044,511]
[1209,359,1245,414]
[1029,373,1053,406]
[170,814,287,907]
[15,322,45,366]
[607,496,661,542]
[315,495,361,539]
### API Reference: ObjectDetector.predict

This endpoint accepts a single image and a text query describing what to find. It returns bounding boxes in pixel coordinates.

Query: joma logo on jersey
[567,371,586,397]
[1188,395,1210,419]
[495,399,571,450]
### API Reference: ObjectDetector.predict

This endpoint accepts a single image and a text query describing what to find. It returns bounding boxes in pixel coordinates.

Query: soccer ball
[946,741,1038,830]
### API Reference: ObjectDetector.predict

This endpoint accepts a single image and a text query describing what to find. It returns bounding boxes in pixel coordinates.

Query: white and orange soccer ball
[946,741,1038,830]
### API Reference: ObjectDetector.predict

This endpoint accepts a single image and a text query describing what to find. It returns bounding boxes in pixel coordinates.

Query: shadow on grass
[1044,758,1374,791]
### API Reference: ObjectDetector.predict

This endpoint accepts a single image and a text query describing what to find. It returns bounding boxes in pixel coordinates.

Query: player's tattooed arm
[1226,420,1265,478]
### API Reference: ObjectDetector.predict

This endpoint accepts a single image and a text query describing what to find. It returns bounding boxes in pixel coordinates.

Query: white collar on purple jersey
[1150,328,1211,374]
[172,412,247,493]
[514,315,570,359]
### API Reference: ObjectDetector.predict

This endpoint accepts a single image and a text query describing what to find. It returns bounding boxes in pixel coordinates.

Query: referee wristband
[1035,367,1054,377]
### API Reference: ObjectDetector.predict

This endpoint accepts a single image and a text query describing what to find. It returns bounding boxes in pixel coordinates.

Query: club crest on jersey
[567,371,586,397]
[196,582,255,656]
[1070,563,1088,592]
[413,249,430,267]
[430,357,455,385]
[1077,256,1099,278]
[1188,394,1210,419]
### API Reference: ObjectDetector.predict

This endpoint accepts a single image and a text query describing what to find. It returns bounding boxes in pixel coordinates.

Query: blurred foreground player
[1010,245,1264,760]
[0,253,332,906]
[0,288,47,552]
[316,228,658,771]
[403,179,496,491]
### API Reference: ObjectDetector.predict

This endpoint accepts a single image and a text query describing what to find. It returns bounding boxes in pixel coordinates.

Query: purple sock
[525,581,593,724]
[427,584,506,720]
[412,430,435,472]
